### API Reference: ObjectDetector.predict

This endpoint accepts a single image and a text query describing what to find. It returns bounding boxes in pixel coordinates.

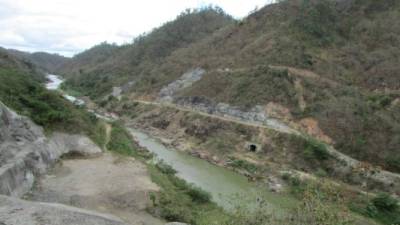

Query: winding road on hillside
[132,99,298,134]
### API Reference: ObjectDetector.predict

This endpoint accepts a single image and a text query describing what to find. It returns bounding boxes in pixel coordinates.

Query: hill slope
[59,0,400,172]
[59,7,234,98]
[7,49,69,73]
[0,48,105,146]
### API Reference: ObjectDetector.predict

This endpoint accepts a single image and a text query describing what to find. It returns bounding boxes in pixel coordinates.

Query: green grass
[227,158,259,174]
[106,122,137,156]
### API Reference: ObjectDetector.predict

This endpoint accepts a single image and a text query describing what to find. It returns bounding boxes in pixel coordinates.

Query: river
[130,129,295,212]
[46,74,84,106]
[46,74,294,212]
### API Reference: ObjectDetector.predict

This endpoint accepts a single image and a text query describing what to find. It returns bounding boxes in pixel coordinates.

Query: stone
[0,195,128,225]
[0,101,102,197]
[159,68,206,102]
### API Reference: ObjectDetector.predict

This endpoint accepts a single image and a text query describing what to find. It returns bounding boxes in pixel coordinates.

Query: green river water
[129,129,296,212]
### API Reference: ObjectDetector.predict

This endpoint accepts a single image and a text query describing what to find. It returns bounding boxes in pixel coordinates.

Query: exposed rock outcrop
[173,96,296,134]
[0,195,128,225]
[0,101,101,197]
[159,68,206,102]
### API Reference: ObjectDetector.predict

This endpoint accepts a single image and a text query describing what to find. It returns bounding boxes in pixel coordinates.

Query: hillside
[0,49,105,146]
[7,49,69,73]
[58,0,400,173]
[59,6,234,98]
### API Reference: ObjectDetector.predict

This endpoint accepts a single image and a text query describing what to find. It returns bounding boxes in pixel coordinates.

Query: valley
[1,0,400,225]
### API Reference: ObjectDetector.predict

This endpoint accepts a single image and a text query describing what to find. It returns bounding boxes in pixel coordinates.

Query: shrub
[372,193,399,212]
[386,156,400,172]
[229,158,258,174]
[303,137,330,161]
[187,185,212,204]
[315,168,328,177]
[156,160,177,175]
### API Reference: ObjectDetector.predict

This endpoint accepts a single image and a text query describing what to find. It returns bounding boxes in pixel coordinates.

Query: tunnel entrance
[245,142,261,153]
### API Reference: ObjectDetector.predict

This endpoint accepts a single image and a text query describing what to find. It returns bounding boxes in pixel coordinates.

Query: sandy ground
[27,153,164,225]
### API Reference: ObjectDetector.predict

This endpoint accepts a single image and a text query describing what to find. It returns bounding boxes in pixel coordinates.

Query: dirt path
[28,153,164,225]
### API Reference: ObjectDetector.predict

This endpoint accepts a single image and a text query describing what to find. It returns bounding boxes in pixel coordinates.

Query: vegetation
[351,193,400,225]
[148,161,228,225]
[303,137,330,161]
[8,49,69,73]
[55,0,400,172]
[106,122,137,156]
[386,156,400,173]
[227,158,259,174]
[0,68,106,146]
[291,0,339,46]
[224,182,353,225]
[61,7,234,99]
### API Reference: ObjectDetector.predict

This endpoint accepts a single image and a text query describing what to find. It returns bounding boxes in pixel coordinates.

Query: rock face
[0,195,128,225]
[173,96,296,134]
[0,101,102,197]
[159,68,206,102]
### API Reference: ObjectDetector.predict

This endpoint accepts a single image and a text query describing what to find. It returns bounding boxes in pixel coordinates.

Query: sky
[0,0,273,57]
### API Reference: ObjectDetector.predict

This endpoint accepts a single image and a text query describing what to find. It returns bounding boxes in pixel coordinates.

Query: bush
[228,158,258,174]
[156,160,177,175]
[187,185,212,204]
[386,156,400,172]
[303,137,330,161]
[372,193,399,212]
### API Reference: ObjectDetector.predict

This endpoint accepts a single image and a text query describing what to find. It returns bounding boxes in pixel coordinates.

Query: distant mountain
[8,49,69,73]
[59,1,400,172]
[0,47,44,81]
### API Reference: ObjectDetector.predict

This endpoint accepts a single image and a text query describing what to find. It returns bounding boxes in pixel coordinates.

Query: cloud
[0,0,272,57]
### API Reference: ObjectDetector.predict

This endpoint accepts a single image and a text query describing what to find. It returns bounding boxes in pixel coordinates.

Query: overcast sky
[0,0,272,57]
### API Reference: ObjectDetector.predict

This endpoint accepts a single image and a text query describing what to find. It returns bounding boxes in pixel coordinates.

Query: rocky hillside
[58,0,400,173]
